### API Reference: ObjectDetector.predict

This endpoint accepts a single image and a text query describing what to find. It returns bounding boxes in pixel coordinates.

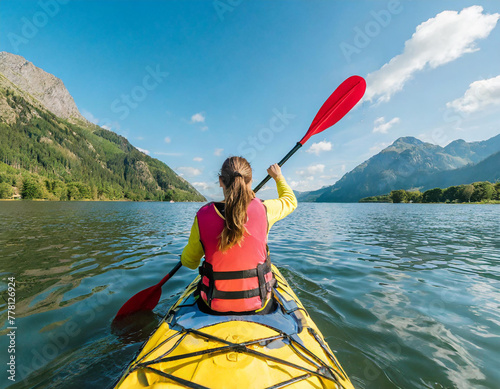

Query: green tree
[21,176,44,199]
[422,188,443,203]
[0,182,14,199]
[458,184,474,203]
[495,182,500,200]
[390,190,407,203]
[66,183,79,200]
[164,189,173,201]
[77,183,92,199]
[443,186,460,202]
[471,182,495,202]
[359,194,392,203]
[406,191,422,203]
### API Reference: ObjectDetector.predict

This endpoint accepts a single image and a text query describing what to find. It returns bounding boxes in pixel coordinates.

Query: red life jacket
[197,198,275,312]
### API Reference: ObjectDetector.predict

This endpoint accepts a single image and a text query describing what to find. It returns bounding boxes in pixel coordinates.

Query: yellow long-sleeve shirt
[181,177,297,269]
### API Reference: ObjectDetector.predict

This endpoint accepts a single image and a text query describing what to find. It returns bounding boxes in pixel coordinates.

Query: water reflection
[111,311,162,345]
[0,202,499,388]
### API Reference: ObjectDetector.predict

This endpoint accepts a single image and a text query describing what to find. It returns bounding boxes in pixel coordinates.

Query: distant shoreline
[358,182,500,204]
[358,201,500,204]
[0,199,204,203]
[2,199,497,204]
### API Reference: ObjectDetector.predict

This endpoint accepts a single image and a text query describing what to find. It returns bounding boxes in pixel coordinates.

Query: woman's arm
[262,164,298,231]
[180,216,204,269]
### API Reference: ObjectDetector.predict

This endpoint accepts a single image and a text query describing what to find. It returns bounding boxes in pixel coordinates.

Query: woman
[181,156,297,315]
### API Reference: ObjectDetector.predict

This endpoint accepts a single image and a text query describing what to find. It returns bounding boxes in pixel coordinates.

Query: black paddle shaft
[253,142,302,193]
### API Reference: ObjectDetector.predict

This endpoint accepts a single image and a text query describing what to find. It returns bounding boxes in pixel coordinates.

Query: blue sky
[1,0,500,199]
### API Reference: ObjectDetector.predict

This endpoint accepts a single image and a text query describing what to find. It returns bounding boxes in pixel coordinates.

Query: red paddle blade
[299,75,366,145]
[114,261,182,320]
[114,285,161,319]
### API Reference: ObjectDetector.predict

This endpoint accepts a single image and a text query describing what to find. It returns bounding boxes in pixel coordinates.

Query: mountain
[0,52,205,201]
[423,151,500,188]
[297,134,500,202]
[0,52,85,122]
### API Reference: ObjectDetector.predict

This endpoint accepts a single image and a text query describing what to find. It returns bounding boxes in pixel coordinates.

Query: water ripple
[0,202,499,388]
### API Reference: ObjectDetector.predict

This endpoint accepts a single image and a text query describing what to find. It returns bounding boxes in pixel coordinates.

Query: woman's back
[180,157,297,314]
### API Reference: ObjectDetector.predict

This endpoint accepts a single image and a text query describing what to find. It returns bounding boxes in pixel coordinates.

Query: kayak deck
[115,266,354,389]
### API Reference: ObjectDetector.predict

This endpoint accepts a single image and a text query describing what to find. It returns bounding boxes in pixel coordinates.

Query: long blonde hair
[218,156,255,251]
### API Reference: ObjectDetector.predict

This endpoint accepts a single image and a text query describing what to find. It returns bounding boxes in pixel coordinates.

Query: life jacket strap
[199,257,275,306]
[199,256,272,280]
[257,261,267,302]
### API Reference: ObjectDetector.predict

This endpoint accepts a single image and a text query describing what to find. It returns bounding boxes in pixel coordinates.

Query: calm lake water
[0,201,499,389]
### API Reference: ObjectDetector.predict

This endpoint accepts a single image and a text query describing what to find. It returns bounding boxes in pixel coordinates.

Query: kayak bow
[114,265,354,389]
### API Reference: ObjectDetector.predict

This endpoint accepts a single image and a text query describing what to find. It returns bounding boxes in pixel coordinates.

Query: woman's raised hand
[267,164,284,181]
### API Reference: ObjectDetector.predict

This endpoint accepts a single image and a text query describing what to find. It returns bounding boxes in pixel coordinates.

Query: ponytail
[218,157,254,251]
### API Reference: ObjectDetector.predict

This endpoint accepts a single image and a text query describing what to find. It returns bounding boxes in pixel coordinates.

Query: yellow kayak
[114,265,354,389]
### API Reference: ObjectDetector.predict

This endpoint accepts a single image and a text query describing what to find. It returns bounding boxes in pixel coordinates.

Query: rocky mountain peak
[447,139,467,145]
[0,51,85,122]
[391,136,424,147]
[297,133,500,202]
[444,139,470,156]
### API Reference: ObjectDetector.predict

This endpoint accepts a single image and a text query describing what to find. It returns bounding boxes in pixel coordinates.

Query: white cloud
[214,148,224,156]
[446,75,500,113]
[164,136,171,143]
[307,164,325,175]
[373,117,400,134]
[306,140,332,155]
[290,172,343,192]
[365,6,500,103]
[320,174,339,180]
[192,182,211,191]
[369,142,390,153]
[177,167,202,176]
[191,112,205,123]
[136,136,144,140]
[257,185,273,192]
[297,164,325,176]
[97,118,121,131]
[153,152,183,157]
[136,147,150,155]
[201,126,208,131]
[81,109,99,124]
[193,157,203,162]
[289,177,316,192]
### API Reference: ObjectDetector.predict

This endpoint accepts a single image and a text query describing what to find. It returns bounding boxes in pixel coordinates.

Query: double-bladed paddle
[114,75,366,319]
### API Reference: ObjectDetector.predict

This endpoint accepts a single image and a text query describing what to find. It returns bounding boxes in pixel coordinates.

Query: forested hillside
[0,52,205,202]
